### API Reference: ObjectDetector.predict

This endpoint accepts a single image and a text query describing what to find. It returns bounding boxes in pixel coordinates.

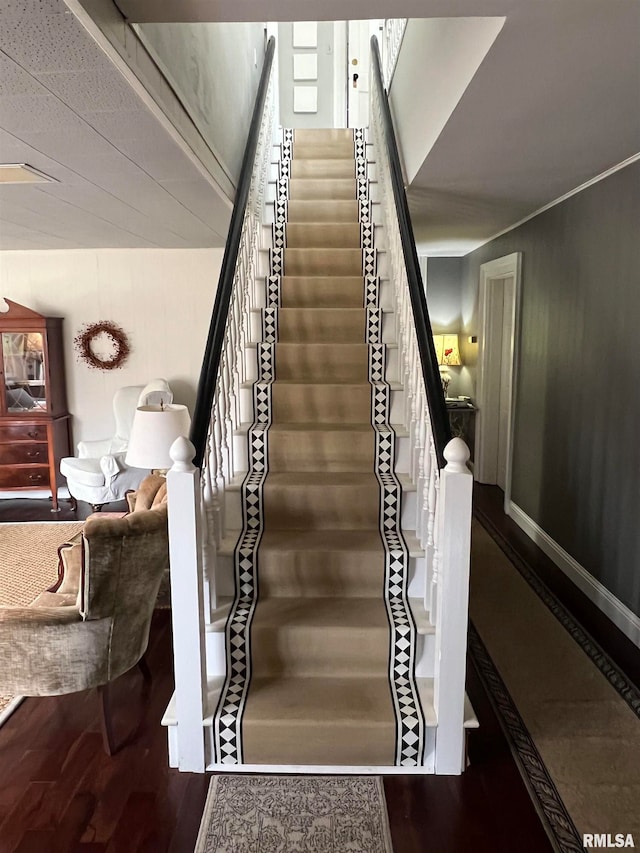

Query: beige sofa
[0,475,169,752]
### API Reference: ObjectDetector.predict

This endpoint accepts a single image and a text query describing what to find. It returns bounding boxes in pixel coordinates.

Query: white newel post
[166,436,208,772]
[434,437,473,774]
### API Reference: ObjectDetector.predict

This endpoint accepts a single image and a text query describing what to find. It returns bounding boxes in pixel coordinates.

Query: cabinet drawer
[0,443,49,465]
[0,465,50,489]
[0,423,48,443]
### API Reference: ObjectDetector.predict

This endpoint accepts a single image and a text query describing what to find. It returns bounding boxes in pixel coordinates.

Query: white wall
[0,248,222,447]
[390,17,504,183]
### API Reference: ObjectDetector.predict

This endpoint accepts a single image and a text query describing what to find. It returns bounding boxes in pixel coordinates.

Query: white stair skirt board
[509,501,640,649]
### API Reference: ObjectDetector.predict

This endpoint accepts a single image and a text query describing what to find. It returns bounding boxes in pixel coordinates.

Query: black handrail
[190,36,276,469]
[370,35,451,467]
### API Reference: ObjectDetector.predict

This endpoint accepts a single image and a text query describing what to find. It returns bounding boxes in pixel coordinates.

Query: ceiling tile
[0,13,108,74]
[37,69,144,114]
[0,52,49,97]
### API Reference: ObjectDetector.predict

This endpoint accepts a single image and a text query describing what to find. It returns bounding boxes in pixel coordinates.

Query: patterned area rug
[194,775,393,853]
[0,521,84,717]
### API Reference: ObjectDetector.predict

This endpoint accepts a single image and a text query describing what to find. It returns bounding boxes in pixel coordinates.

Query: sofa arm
[77,438,114,458]
[0,606,112,695]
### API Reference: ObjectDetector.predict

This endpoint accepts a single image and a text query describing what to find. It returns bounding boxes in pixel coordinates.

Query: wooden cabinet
[0,300,71,511]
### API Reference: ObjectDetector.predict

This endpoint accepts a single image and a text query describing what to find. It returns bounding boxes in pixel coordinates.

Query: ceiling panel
[0,0,232,249]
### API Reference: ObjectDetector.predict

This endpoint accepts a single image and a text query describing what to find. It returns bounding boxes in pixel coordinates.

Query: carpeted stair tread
[251,596,388,628]
[264,473,379,531]
[272,382,371,423]
[245,676,395,724]
[291,159,355,179]
[286,200,359,223]
[264,471,379,486]
[280,276,365,308]
[268,423,374,472]
[285,223,362,249]
[242,676,396,765]
[284,247,363,276]
[277,308,365,342]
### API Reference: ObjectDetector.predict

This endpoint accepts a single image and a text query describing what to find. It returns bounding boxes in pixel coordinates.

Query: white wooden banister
[166,436,208,772]
[434,438,473,773]
[370,35,474,774]
[165,39,277,771]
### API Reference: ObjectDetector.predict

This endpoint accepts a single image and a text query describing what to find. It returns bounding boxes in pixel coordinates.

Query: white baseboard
[508,502,640,650]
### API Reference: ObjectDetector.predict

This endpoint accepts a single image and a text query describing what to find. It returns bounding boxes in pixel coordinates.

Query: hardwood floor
[0,492,561,853]
[0,609,553,853]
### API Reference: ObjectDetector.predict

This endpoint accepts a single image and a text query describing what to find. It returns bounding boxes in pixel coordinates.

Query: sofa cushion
[31,590,79,608]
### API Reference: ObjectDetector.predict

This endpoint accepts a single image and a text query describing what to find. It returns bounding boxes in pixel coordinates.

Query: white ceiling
[0,0,638,253]
[0,0,232,250]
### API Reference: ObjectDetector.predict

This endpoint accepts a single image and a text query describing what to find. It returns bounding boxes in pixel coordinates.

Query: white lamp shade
[125,404,191,470]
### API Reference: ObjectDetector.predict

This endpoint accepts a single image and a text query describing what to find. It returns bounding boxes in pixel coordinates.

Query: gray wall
[425,257,473,399]
[463,161,640,617]
[136,23,266,184]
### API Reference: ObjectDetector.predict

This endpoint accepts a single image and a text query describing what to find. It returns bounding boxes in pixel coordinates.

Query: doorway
[475,253,521,514]
[277,21,381,129]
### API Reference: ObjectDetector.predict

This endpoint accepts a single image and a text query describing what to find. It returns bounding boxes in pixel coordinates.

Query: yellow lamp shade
[433,334,462,366]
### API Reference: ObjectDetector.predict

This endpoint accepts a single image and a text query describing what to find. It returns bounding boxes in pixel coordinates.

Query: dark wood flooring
[0,490,594,852]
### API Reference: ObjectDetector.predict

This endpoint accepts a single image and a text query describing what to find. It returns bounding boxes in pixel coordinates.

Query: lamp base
[439,367,451,397]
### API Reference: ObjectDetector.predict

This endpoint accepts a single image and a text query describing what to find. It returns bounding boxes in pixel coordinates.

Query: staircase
[163,122,475,774]
[210,128,428,767]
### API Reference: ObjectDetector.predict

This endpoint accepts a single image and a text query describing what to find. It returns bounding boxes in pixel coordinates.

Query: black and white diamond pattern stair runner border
[357,128,426,767]
[212,341,274,764]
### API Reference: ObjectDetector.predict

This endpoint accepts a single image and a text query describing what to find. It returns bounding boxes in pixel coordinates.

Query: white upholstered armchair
[60,380,173,510]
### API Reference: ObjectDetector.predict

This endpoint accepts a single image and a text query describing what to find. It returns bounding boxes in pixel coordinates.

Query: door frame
[475,252,522,514]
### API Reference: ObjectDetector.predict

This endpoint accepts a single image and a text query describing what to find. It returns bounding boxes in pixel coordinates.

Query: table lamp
[125,402,191,474]
[433,334,462,397]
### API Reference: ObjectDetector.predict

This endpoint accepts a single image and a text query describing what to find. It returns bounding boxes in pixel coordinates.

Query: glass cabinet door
[2,331,48,412]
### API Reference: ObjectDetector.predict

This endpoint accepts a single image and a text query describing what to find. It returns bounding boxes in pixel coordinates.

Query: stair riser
[272,384,370,423]
[251,625,389,677]
[290,160,355,179]
[236,722,397,766]
[239,384,406,424]
[263,481,379,530]
[285,223,362,249]
[280,277,364,308]
[268,430,374,472]
[289,179,356,201]
[292,143,356,160]
[215,547,424,600]
[258,551,384,598]
[284,248,363,277]
[285,200,359,223]
[223,478,415,536]
[277,309,365,343]
[275,344,369,382]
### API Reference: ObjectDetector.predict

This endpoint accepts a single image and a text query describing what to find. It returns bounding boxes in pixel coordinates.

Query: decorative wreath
[74,321,131,371]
